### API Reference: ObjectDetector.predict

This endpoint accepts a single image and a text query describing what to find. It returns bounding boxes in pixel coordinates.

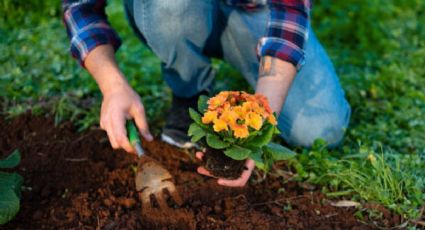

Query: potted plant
[188,91,295,179]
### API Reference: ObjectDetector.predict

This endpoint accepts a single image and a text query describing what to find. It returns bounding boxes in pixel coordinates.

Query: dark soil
[0,113,402,229]
[203,148,246,179]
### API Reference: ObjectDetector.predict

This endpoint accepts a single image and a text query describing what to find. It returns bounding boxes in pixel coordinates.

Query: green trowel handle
[126,120,140,145]
[126,120,145,157]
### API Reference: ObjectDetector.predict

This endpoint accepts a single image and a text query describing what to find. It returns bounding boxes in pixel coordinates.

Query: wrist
[98,73,131,96]
[256,56,296,116]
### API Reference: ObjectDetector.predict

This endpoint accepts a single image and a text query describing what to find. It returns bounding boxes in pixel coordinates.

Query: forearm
[84,44,130,95]
[255,56,296,116]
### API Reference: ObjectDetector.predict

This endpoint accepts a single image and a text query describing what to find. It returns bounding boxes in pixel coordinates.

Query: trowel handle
[126,120,141,146]
[126,120,145,157]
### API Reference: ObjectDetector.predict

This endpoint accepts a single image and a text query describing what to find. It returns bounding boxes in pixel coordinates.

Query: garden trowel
[126,121,182,210]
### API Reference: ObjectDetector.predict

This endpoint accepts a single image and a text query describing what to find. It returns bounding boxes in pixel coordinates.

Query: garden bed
[0,113,401,229]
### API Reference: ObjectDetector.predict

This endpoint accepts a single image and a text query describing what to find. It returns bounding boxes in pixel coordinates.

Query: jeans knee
[280,108,351,148]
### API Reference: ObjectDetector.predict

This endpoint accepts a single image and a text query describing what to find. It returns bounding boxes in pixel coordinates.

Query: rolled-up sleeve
[62,0,122,66]
[258,0,311,70]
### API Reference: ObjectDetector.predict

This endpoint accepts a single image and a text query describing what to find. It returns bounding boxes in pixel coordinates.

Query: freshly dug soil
[0,113,402,229]
[203,148,246,179]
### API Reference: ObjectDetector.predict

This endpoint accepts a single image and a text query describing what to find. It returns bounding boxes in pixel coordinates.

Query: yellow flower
[241,101,252,114]
[233,105,245,117]
[202,111,218,124]
[202,91,277,137]
[267,114,277,125]
[245,112,263,130]
[220,109,239,125]
[213,118,228,132]
[230,123,249,138]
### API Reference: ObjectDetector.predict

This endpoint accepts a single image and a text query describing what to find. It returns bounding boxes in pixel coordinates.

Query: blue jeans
[124,0,351,147]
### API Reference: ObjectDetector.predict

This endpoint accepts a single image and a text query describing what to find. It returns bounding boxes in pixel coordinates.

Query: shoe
[161,92,206,149]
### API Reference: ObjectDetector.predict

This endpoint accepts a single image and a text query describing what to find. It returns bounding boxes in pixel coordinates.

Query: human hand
[100,84,153,153]
[195,151,255,187]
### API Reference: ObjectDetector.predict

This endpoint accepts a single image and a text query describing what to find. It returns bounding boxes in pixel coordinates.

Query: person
[62,0,351,187]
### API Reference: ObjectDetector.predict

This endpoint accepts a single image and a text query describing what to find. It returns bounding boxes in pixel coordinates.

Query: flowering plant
[188,91,294,172]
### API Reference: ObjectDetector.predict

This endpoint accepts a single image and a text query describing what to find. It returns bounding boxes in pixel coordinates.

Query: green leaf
[206,134,229,149]
[264,143,296,161]
[0,171,23,224]
[0,172,23,198]
[224,145,251,160]
[0,150,20,169]
[188,123,206,143]
[0,187,20,224]
[250,148,267,171]
[197,95,209,113]
[188,108,203,125]
[248,124,274,147]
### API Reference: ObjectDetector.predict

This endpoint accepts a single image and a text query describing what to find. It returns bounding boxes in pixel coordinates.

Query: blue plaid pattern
[63,0,310,69]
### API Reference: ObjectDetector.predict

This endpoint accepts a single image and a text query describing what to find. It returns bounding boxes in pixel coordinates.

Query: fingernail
[145,133,153,141]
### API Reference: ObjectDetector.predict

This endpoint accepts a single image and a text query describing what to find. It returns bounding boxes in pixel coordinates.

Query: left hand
[195,152,255,187]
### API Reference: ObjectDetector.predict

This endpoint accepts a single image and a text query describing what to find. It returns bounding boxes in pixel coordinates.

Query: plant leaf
[250,148,267,171]
[197,95,209,113]
[188,108,202,124]
[0,171,23,224]
[0,150,20,169]
[206,134,229,149]
[0,172,23,197]
[0,187,20,224]
[264,143,296,161]
[248,124,274,147]
[188,123,206,143]
[224,145,251,160]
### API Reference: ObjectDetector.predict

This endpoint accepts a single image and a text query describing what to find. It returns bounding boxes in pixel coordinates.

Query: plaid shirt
[63,0,310,69]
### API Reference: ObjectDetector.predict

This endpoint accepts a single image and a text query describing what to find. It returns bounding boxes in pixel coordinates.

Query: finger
[217,159,255,187]
[130,103,153,141]
[245,159,256,170]
[195,152,204,161]
[100,117,106,130]
[197,166,217,178]
[217,178,245,187]
[110,111,135,153]
[105,120,119,149]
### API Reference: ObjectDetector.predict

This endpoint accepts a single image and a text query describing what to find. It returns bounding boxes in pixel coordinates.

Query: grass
[1,0,424,226]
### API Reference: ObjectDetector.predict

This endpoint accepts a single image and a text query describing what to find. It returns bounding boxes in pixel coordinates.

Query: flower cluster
[201,91,277,138]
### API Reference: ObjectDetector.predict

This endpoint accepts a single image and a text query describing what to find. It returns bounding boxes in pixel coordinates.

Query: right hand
[99,84,153,153]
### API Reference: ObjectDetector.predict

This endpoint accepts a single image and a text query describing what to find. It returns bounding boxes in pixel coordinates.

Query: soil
[0,113,402,229]
[203,148,246,179]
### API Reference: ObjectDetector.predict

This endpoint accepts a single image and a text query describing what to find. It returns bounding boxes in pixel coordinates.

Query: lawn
[1,0,424,228]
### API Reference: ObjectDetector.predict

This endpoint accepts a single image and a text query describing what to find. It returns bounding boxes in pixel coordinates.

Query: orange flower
[220,109,239,126]
[202,91,277,137]
[245,112,263,130]
[202,111,218,124]
[213,118,228,132]
[233,105,245,117]
[230,123,249,138]
[267,114,277,125]
[255,94,273,114]
[208,93,228,110]
[241,101,252,113]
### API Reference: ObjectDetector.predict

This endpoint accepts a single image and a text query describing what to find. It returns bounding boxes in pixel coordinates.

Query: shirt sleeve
[62,0,122,67]
[258,0,311,70]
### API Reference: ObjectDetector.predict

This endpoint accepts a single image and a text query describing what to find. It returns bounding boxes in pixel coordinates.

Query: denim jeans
[124,0,351,147]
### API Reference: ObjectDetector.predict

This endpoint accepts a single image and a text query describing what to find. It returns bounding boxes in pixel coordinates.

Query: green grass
[0,0,424,225]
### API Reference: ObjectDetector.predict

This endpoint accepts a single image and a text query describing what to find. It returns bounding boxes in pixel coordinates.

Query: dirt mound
[0,113,400,229]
